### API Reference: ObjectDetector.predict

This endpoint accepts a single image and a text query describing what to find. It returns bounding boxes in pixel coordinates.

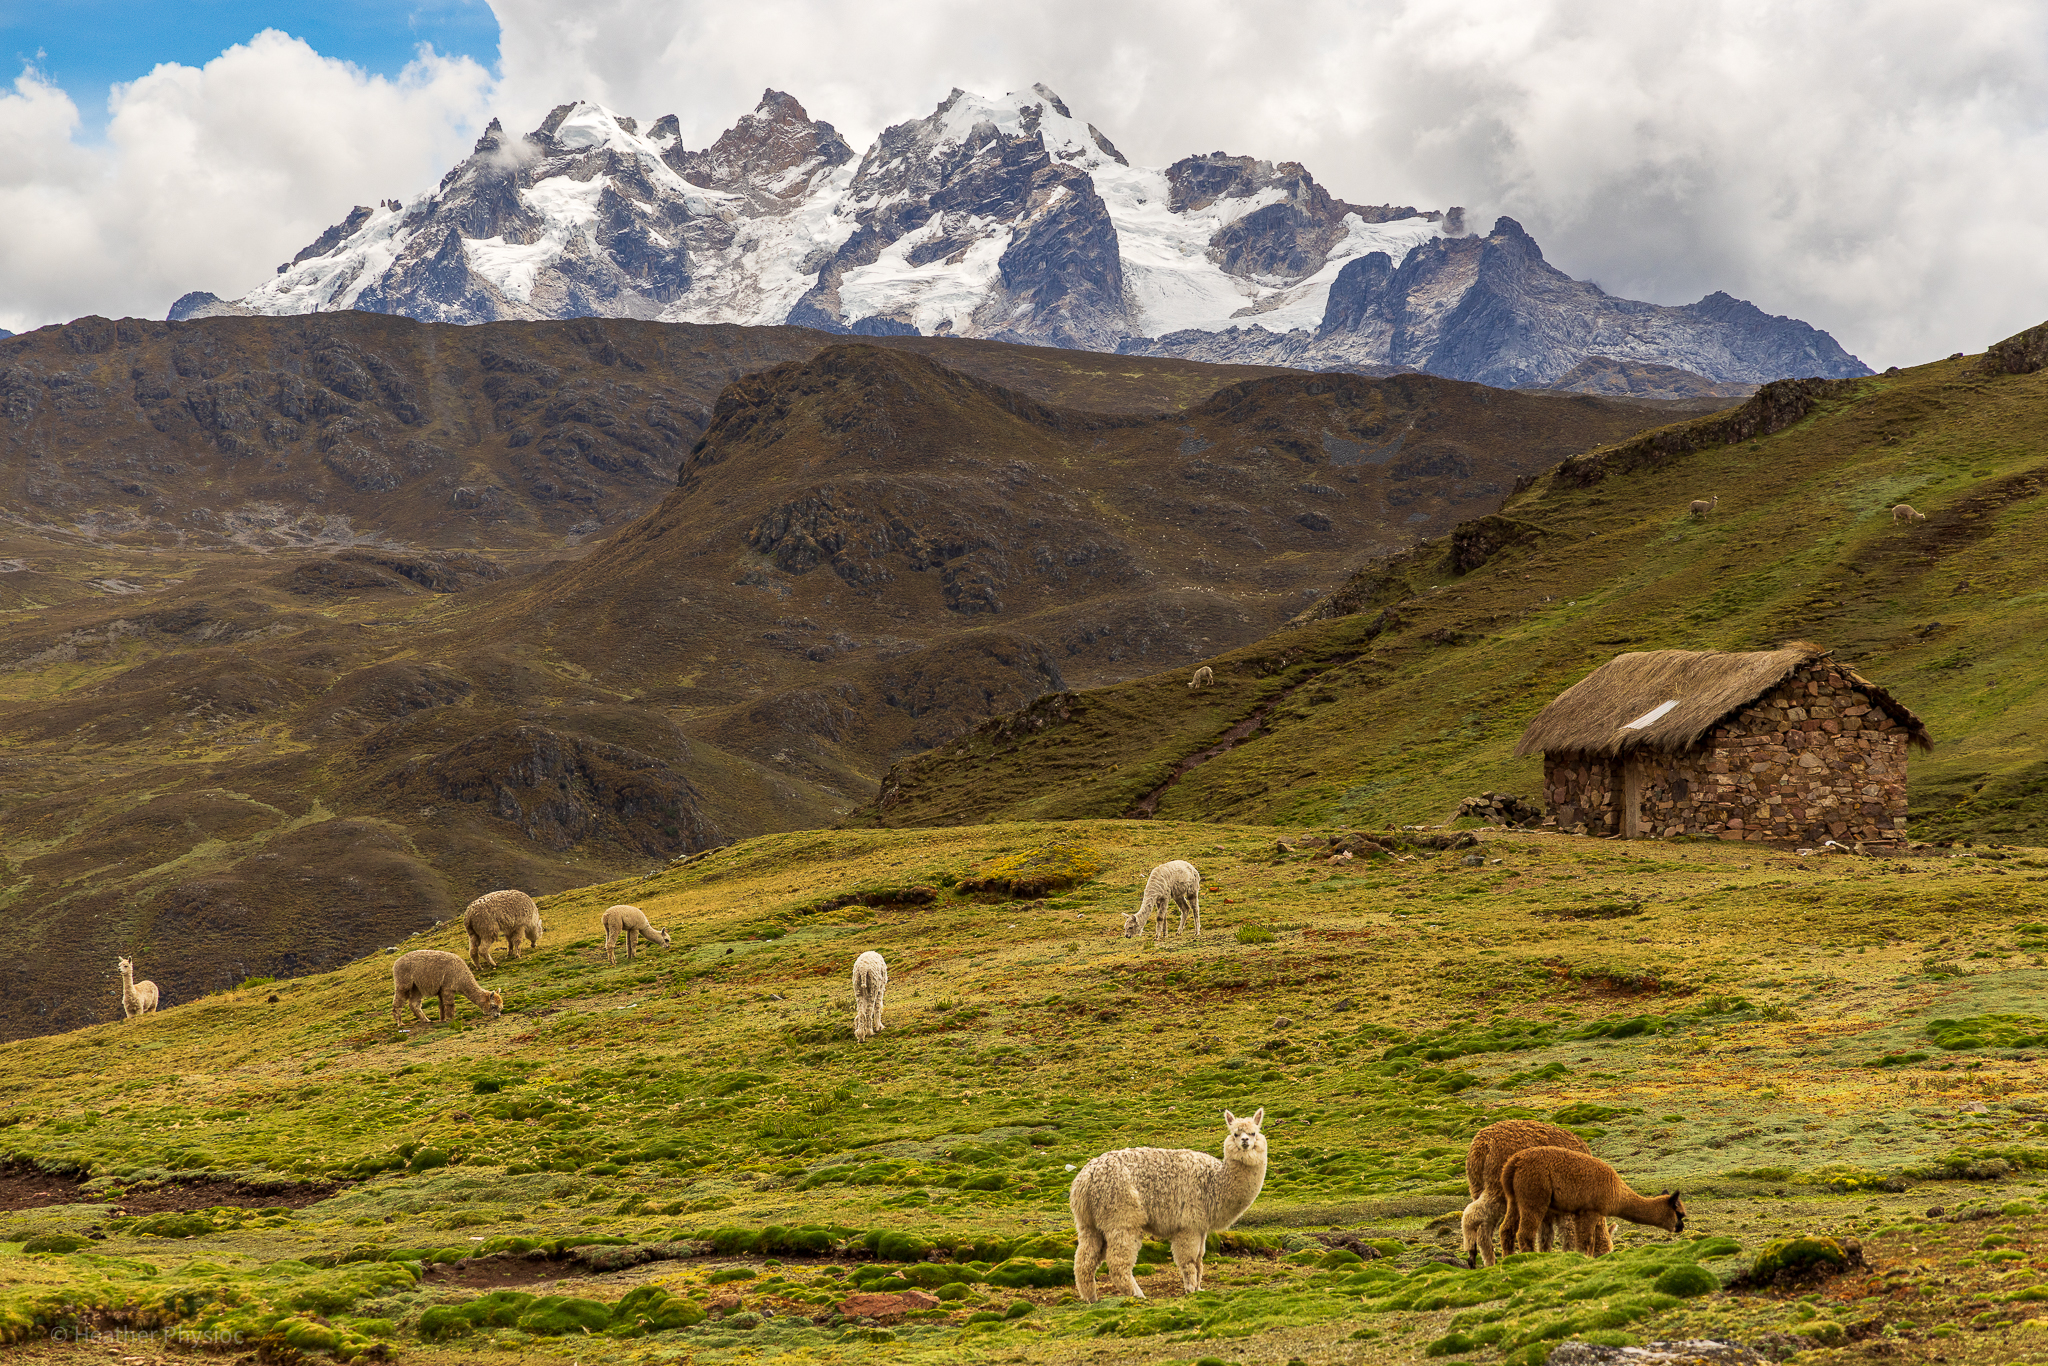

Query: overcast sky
[3,0,2045,368]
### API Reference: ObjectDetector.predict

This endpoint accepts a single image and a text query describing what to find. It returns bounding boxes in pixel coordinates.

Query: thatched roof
[1513,643,1930,758]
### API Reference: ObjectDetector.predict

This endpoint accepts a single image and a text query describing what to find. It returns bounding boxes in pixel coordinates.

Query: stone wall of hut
[1544,661,1914,843]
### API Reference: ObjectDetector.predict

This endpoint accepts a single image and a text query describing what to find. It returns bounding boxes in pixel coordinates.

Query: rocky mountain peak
[178,83,1869,387]
[670,89,854,198]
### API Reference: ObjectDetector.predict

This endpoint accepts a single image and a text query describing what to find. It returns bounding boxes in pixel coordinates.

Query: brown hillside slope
[482,345,1693,799]
[859,337,2048,842]
[0,313,1296,553]
[0,340,1691,1040]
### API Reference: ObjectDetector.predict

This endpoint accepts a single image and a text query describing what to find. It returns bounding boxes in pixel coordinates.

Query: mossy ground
[4,822,2048,1362]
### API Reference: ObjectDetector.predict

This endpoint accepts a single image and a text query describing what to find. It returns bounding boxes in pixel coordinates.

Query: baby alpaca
[852,950,888,1041]
[1688,495,1719,518]
[391,950,503,1026]
[463,889,544,970]
[1122,860,1202,944]
[1189,666,1214,690]
[117,956,159,1019]
[1892,503,1928,524]
[1464,1118,1596,1266]
[1071,1108,1267,1301]
[1499,1146,1684,1256]
[602,904,670,965]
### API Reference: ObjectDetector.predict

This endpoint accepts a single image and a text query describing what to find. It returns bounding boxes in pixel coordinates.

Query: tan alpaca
[117,957,159,1019]
[1688,495,1719,518]
[392,950,504,1026]
[1463,1118,1604,1266]
[1499,1146,1684,1255]
[1892,503,1928,524]
[601,905,670,965]
[463,889,544,970]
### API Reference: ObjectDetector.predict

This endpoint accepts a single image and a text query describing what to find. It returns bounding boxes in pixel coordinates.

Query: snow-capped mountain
[170,85,1869,386]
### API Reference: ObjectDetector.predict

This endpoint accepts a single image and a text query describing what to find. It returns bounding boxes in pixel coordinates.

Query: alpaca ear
[1252,1107,1264,1127]
[1222,1109,1236,1124]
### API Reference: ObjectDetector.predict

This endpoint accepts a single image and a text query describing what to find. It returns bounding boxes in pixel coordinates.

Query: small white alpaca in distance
[1687,495,1719,518]
[117,957,159,1019]
[852,951,888,1041]
[1122,860,1201,944]
[1892,504,1928,524]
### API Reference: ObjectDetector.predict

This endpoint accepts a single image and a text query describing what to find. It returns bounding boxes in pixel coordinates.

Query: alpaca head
[1121,911,1144,938]
[653,927,672,948]
[483,990,504,1017]
[1460,1199,1487,1268]
[1660,1191,1687,1233]
[117,956,133,976]
[1221,1108,1266,1164]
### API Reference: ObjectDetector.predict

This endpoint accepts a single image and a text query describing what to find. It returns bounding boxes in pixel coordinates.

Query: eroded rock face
[190,84,1863,384]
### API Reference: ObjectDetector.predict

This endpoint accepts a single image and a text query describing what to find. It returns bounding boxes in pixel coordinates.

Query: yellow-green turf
[4,822,2048,1361]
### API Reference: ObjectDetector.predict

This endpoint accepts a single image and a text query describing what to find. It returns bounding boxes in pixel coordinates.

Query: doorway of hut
[1620,759,1646,839]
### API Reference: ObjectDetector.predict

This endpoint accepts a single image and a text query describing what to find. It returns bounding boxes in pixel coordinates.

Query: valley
[0,315,1690,1040]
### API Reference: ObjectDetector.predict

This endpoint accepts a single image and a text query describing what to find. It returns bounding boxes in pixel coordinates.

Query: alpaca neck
[1612,1185,1669,1226]
[1208,1151,1268,1229]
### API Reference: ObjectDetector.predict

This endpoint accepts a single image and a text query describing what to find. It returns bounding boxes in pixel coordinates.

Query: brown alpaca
[1499,1146,1684,1255]
[1463,1119,1605,1266]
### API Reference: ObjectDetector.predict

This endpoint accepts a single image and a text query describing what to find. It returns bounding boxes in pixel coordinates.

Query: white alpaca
[1189,666,1214,690]
[117,957,158,1019]
[1892,503,1928,524]
[1122,860,1202,944]
[1070,1108,1268,1300]
[1687,495,1719,518]
[601,905,670,965]
[852,951,888,1041]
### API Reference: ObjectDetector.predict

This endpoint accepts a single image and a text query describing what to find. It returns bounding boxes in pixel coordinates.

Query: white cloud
[4,2,2047,367]
[0,31,492,333]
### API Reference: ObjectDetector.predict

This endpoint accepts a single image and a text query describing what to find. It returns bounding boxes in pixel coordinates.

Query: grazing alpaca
[463,889,545,970]
[1499,1147,1684,1255]
[1071,1108,1267,1300]
[1892,503,1928,524]
[1189,666,1214,689]
[1122,860,1202,944]
[391,950,503,1026]
[1688,495,1719,518]
[117,957,159,1019]
[1464,1118,1601,1266]
[852,951,888,1041]
[601,904,670,965]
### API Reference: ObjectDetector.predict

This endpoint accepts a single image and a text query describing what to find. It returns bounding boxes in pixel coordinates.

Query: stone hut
[1514,643,1929,843]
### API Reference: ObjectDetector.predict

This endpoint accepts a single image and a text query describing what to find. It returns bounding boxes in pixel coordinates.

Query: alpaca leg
[437,989,455,1022]
[404,992,431,1027]
[1105,1228,1146,1298]
[1169,1231,1207,1292]
[1573,1212,1607,1256]
[1073,1228,1106,1302]
[605,929,617,966]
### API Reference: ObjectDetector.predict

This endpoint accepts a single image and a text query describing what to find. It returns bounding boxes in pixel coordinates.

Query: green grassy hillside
[861,346,2048,841]
[3,821,2047,1362]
